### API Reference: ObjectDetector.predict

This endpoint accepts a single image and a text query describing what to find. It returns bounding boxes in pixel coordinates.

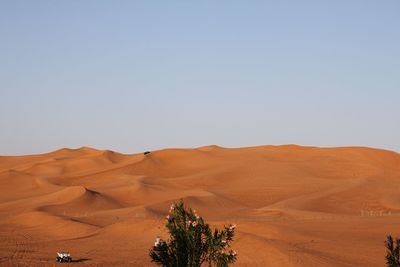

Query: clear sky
[1,1,399,155]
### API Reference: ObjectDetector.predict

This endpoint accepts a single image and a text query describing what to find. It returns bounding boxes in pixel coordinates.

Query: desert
[0,144,399,266]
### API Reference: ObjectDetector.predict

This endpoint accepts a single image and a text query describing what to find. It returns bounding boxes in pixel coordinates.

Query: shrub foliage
[150,200,237,267]
[386,235,400,267]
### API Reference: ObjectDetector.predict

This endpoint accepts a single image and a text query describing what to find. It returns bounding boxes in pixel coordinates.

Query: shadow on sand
[71,258,90,263]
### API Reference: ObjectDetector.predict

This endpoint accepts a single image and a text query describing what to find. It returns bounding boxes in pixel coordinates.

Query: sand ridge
[0,145,399,266]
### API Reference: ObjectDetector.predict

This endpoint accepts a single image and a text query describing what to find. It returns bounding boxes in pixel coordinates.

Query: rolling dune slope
[0,145,399,266]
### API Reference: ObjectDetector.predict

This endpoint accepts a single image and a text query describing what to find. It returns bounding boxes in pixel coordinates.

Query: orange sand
[0,145,399,266]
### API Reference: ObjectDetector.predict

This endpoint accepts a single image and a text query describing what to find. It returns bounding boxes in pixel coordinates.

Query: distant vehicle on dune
[56,251,72,263]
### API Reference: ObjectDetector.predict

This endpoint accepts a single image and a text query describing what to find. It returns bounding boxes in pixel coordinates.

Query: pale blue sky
[1,1,399,155]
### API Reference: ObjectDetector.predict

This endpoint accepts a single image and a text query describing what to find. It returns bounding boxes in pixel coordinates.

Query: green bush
[386,235,400,267]
[150,200,237,267]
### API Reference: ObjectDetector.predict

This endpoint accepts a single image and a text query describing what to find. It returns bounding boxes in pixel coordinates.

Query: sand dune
[0,145,399,266]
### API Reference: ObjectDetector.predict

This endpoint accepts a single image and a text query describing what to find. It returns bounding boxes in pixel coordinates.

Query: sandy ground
[0,144,399,266]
